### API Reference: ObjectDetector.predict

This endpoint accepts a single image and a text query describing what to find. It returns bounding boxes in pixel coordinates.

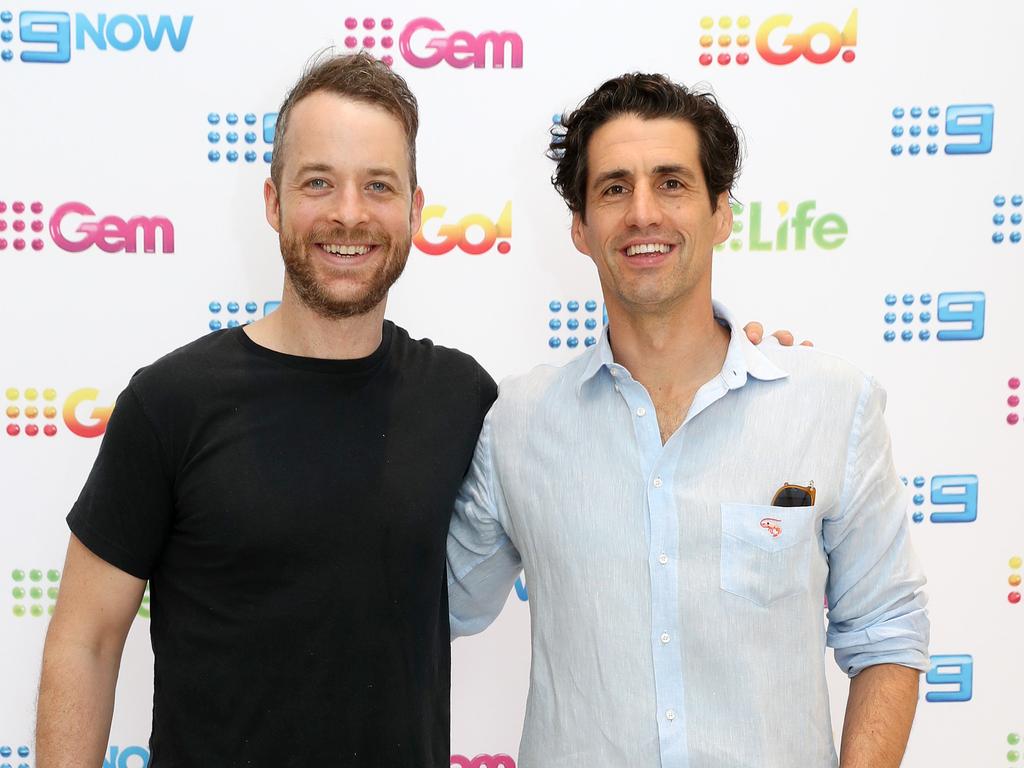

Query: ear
[410,186,425,236]
[570,211,592,257]
[712,191,733,246]
[264,178,281,233]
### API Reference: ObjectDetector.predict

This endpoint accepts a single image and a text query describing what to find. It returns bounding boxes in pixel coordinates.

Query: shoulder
[754,342,883,407]
[129,329,241,394]
[389,322,497,404]
[491,351,592,417]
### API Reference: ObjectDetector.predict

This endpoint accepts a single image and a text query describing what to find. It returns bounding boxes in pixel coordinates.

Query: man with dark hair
[449,73,928,767]
[34,52,488,767]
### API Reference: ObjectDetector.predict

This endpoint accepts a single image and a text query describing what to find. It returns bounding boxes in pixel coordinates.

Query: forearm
[839,663,920,768]
[36,630,123,768]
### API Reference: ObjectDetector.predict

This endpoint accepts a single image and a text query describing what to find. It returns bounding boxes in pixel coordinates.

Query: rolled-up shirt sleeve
[824,377,930,677]
[447,411,523,639]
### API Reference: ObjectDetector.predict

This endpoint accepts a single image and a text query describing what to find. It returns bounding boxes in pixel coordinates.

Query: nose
[624,183,662,230]
[330,184,370,229]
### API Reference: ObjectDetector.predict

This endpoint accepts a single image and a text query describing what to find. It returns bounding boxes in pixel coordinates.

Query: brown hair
[550,73,741,217]
[271,51,419,190]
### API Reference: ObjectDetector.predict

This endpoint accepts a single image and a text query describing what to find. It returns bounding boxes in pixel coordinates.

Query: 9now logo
[343,16,522,69]
[0,10,192,63]
[926,654,972,703]
[698,10,856,66]
[0,199,174,254]
[901,474,978,524]
[414,201,511,256]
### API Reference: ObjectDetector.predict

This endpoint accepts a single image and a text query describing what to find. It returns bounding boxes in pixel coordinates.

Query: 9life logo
[717,201,847,252]
[926,654,972,703]
[0,744,31,768]
[0,200,174,254]
[546,299,606,351]
[697,10,856,67]
[5,387,112,438]
[341,15,522,69]
[0,9,191,63]
[10,569,150,619]
[207,300,280,332]
[206,112,276,165]
[889,104,993,157]
[901,475,978,524]
[882,292,985,342]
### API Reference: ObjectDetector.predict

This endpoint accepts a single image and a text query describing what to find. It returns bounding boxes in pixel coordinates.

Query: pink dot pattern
[4,388,59,438]
[1010,377,1021,426]
[342,17,395,67]
[0,200,45,251]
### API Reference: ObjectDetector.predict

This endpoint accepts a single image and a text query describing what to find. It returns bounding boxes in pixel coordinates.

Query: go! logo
[5,386,113,438]
[414,201,511,256]
[698,10,856,66]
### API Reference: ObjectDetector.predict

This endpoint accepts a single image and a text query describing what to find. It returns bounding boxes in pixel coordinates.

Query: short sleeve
[67,382,175,579]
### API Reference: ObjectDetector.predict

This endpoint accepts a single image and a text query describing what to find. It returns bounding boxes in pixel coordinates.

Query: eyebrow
[293,163,402,180]
[590,164,698,190]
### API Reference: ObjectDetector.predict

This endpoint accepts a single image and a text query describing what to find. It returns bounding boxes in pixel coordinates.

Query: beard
[279,223,411,319]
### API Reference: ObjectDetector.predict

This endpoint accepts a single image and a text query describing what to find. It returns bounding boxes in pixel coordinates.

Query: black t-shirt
[68,322,497,767]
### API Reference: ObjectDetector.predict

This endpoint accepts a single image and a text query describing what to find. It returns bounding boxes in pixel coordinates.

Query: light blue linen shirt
[448,303,929,768]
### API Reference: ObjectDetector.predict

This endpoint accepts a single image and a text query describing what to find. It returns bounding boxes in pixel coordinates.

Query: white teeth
[625,243,671,256]
[321,244,371,256]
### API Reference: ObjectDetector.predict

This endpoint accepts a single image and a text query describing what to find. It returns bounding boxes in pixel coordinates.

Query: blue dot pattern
[548,299,605,350]
[883,293,932,342]
[208,299,267,332]
[891,104,941,157]
[208,111,276,164]
[992,193,1023,244]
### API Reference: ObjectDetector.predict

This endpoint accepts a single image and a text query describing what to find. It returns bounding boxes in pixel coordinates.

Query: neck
[605,294,730,393]
[243,281,387,360]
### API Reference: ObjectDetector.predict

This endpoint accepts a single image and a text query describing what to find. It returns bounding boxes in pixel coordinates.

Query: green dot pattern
[12,587,24,599]
[29,569,42,582]
[1010,733,1021,745]
[47,569,60,582]
[11,568,61,617]
[11,569,24,582]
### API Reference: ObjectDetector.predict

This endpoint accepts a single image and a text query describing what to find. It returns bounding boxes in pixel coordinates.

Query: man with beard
[35,55,789,766]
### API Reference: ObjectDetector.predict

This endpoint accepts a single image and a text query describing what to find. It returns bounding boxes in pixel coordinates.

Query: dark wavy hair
[271,51,419,191]
[549,73,741,217]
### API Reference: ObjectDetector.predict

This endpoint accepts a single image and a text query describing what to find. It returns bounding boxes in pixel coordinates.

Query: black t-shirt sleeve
[476,364,498,418]
[67,381,174,580]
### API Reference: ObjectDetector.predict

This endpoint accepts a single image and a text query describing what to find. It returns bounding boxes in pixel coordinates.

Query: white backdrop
[2,1,1018,765]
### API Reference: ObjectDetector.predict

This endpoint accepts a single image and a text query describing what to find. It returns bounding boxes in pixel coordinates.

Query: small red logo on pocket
[760,517,782,538]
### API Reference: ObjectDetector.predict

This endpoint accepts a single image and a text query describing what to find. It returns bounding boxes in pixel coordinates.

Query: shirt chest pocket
[720,502,817,607]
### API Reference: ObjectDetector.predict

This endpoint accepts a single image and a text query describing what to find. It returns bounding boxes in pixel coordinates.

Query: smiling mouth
[317,243,377,258]
[624,242,672,256]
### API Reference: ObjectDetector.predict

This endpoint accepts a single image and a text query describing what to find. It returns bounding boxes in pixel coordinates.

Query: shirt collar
[576,299,789,395]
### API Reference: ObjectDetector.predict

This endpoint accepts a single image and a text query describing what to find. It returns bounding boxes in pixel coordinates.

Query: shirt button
[666,709,677,721]
[658,553,668,565]
[636,406,646,417]
[610,369,619,377]
[653,477,663,488]
[660,632,671,644]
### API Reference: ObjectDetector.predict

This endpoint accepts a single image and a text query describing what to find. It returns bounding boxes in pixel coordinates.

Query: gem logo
[343,16,523,69]
[414,201,511,256]
[1009,556,1021,605]
[992,194,1022,244]
[547,299,606,350]
[889,104,994,157]
[102,746,149,768]
[900,474,978,524]
[208,300,280,332]
[0,744,31,768]
[697,11,856,67]
[206,111,276,165]
[10,568,59,617]
[1009,377,1020,426]
[1,9,191,63]
[882,292,985,342]
[0,199,174,254]
[450,756,516,768]
[926,654,973,702]
[5,387,113,438]
[717,201,847,252]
